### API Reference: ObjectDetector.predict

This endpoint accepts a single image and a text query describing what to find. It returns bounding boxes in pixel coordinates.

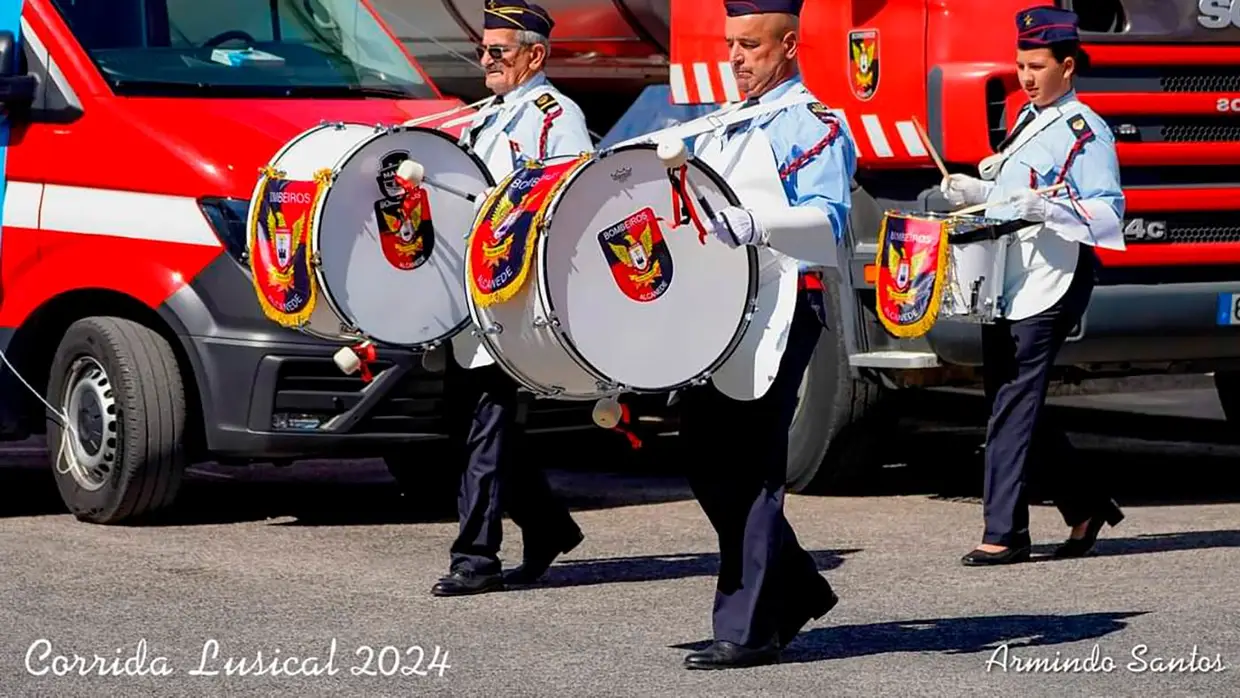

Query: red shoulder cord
[537,107,562,160]
[779,120,840,180]
[1029,135,1092,220]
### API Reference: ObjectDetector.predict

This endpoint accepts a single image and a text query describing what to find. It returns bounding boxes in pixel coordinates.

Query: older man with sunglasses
[430,0,594,599]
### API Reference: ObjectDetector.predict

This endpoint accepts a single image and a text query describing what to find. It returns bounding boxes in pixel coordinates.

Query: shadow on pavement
[671,611,1145,664]
[519,548,858,589]
[1028,530,1240,559]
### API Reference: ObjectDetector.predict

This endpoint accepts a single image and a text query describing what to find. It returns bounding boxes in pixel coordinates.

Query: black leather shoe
[684,640,780,670]
[503,529,584,585]
[1053,500,1124,559]
[430,569,504,597]
[778,588,839,647]
[961,545,1031,566]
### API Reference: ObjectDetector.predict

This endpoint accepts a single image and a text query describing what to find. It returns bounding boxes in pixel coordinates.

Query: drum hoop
[535,142,760,393]
[465,292,558,397]
[309,123,497,350]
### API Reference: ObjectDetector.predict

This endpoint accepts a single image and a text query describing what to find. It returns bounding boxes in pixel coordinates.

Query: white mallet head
[656,137,688,169]
[396,159,424,186]
[333,346,361,375]
[591,397,624,430]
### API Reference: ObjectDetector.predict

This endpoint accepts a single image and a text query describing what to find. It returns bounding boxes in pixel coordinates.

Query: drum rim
[309,123,497,350]
[535,142,760,394]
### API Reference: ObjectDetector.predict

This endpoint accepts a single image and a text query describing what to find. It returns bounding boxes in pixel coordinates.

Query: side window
[20,23,82,123]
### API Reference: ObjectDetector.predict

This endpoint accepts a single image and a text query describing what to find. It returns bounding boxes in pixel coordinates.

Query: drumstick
[403,96,493,127]
[949,183,1068,217]
[396,160,479,202]
[911,116,949,180]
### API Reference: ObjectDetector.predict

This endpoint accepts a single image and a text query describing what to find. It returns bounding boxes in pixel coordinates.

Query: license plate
[1218,293,1240,326]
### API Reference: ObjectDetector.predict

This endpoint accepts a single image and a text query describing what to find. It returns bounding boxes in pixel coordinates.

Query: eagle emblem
[887,244,928,298]
[598,208,673,303]
[847,29,880,101]
[265,207,304,290]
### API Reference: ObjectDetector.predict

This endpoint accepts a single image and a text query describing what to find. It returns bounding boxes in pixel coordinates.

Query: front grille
[1077,67,1240,93]
[1121,165,1240,187]
[272,358,445,435]
[1123,211,1240,245]
[1107,116,1240,144]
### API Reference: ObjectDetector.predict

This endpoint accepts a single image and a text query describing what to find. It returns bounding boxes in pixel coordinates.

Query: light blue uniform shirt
[985,89,1124,224]
[694,75,857,272]
[470,72,594,163]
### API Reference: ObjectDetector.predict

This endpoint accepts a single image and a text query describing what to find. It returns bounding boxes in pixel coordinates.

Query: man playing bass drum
[941,6,1127,566]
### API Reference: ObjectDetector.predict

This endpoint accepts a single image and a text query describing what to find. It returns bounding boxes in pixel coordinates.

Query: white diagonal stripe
[895,120,928,157]
[861,114,893,158]
[669,63,690,104]
[40,185,222,247]
[692,62,715,103]
[717,62,741,103]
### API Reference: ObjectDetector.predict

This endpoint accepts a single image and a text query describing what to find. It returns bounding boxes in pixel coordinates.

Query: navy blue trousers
[981,245,1112,546]
[678,293,833,648]
[442,361,580,574]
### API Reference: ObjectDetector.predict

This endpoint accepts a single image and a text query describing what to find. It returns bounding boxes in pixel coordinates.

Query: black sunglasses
[476,44,520,61]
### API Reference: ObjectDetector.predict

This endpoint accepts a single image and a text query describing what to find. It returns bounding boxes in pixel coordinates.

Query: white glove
[708,206,765,248]
[1011,189,1050,222]
[940,174,992,207]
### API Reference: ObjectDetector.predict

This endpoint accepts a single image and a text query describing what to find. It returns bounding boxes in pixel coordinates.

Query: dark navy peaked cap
[1016,6,1080,49]
[724,0,803,17]
[484,0,555,37]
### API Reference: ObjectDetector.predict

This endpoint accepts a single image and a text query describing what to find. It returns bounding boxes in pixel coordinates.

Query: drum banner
[248,167,330,328]
[874,213,949,339]
[467,155,589,308]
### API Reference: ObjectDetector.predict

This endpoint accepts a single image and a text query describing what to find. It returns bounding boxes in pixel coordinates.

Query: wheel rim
[60,357,119,491]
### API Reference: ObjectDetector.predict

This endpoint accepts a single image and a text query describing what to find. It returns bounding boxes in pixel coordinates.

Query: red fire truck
[649,0,1240,488]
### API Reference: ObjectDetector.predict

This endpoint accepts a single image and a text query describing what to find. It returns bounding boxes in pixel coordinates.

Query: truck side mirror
[0,30,37,109]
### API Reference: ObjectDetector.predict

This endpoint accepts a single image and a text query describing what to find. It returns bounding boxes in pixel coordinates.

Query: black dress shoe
[1053,500,1124,559]
[503,529,584,585]
[684,640,780,670]
[430,569,504,597]
[960,545,1031,566]
[778,588,839,647]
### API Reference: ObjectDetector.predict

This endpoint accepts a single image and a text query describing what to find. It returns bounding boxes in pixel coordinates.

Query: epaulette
[534,92,561,115]
[807,102,838,126]
[1067,114,1095,144]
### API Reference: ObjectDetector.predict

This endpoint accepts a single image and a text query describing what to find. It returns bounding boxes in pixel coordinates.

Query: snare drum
[875,210,1016,338]
[464,144,759,400]
[247,122,493,348]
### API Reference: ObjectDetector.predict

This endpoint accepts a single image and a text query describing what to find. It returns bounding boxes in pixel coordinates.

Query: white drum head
[316,127,491,347]
[541,145,755,392]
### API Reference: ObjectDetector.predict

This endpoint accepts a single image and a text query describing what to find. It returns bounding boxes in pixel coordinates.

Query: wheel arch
[5,289,205,459]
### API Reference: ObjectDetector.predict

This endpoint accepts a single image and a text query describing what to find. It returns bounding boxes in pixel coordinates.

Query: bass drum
[466,144,757,399]
[248,121,493,348]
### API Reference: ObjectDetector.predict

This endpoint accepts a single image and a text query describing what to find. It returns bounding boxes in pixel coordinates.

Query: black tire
[786,291,891,493]
[1214,370,1240,424]
[45,317,188,524]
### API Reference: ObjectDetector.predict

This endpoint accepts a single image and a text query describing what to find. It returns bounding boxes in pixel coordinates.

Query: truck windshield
[50,0,437,99]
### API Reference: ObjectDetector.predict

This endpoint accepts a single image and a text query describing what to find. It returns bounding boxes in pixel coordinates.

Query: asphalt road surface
[0,386,1237,697]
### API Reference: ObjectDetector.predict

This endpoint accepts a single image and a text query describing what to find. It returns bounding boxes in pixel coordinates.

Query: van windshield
[50,0,437,99]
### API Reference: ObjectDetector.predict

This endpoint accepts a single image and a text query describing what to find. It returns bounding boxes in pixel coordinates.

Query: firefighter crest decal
[248,167,330,328]
[598,207,673,303]
[848,29,879,101]
[374,150,435,271]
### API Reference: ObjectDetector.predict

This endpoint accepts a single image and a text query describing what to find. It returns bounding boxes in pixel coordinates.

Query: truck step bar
[848,351,941,369]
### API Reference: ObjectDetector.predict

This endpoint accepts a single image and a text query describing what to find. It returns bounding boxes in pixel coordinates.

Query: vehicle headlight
[198,197,250,265]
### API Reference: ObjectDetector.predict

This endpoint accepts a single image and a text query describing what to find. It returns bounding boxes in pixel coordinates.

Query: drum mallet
[396,160,480,204]
[657,137,717,242]
[949,183,1068,217]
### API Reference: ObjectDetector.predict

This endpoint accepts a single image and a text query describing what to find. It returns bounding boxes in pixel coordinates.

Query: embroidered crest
[848,29,879,101]
[597,207,674,303]
[874,213,950,339]
[1068,115,1095,143]
[808,102,837,126]
[248,168,330,328]
[376,150,408,199]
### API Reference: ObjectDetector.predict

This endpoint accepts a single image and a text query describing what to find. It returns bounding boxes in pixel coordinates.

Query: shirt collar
[1028,88,1077,115]
[754,74,802,105]
[500,72,548,104]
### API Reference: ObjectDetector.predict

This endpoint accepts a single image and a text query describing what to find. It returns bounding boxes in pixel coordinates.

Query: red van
[0,0,592,524]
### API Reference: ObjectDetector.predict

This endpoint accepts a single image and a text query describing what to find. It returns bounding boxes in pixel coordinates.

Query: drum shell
[941,236,1011,323]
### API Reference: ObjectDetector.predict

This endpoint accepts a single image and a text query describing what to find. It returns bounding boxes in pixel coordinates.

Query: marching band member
[430,0,592,598]
[674,0,853,669]
[941,6,1126,566]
